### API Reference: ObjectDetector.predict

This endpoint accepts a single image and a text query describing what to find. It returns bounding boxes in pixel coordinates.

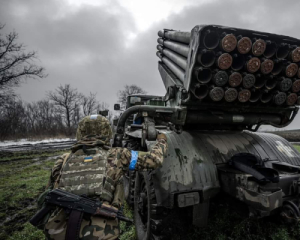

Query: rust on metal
[217,53,232,70]
[286,63,298,77]
[261,59,274,74]
[292,79,300,93]
[247,57,261,73]
[221,34,237,52]
[291,47,300,62]
[209,87,224,101]
[286,93,298,106]
[237,37,252,54]
[238,89,251,102]
[224,88,238,102]
[229,72,242,87]
[252,39,266,56]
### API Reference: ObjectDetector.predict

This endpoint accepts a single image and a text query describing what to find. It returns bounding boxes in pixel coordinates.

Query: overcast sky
[1,0,299,130]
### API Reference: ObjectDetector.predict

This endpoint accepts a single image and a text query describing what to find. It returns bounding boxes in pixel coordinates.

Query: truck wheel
[134,172,164,240]
[123,171,136,206]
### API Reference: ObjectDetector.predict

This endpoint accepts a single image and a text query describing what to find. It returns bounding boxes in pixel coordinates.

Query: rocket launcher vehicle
[156,25,300,130]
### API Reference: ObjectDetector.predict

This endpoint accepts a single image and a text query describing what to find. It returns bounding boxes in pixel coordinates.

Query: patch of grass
[120,202,136,240]
[7,222,45,240]
[2,144,300,240]
[0,150,68,162]
[0,150,67,240]
[293,145,300,153]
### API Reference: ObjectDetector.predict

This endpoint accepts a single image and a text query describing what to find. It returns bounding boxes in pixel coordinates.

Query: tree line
[0,84,111,140]
[0,24,146,140]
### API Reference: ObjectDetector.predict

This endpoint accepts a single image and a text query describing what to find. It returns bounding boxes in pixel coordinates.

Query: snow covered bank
[0,138,75,147]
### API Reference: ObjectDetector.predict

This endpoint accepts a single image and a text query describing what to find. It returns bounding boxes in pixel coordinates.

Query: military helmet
[76,114,112,142]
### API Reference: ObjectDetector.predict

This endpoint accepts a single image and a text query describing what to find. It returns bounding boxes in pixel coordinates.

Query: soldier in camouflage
[43,114,167,240]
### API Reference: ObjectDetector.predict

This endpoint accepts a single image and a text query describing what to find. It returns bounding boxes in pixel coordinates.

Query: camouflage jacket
[49,136,168,208]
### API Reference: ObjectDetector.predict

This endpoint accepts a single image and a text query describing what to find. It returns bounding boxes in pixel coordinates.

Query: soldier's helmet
[76,114,112,143]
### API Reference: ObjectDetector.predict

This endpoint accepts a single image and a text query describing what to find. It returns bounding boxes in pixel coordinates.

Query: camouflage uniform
[43,114,168,240]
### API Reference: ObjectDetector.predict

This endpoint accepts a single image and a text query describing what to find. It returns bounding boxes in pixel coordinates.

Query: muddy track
[0,140,76,152]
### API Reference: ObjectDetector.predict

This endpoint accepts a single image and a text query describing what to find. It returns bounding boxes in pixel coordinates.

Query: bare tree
[82,92,98,115]
[117,84,147,107]
[0,24,46,102]
[48,84,83,130]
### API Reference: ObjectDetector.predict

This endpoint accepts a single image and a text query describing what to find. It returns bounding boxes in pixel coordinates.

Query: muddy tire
[123,171,136,206]
[134,172,165,240]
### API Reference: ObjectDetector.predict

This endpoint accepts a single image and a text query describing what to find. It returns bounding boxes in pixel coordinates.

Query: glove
[157,133,167,141]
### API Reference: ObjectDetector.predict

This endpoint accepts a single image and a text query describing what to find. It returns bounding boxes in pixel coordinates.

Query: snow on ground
[0,138,75,147]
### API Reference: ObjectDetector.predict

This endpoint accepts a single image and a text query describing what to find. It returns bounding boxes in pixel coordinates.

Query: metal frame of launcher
[112,25,300,240]
[155,25,300,131]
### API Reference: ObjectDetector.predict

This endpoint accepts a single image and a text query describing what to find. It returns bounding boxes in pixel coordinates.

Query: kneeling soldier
[39,114,167,240]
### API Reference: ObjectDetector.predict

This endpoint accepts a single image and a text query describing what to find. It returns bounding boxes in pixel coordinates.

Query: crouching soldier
[38,114,167,240]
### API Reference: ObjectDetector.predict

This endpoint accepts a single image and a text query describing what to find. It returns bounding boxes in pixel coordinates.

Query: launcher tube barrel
[157,38,189,57]
[156,52,185,82]
[158,30,191,44]
[157,45,187,70]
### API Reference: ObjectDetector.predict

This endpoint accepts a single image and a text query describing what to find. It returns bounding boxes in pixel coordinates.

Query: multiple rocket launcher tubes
[156,28,300,106]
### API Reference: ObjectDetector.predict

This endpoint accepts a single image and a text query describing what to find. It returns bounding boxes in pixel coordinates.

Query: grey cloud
[1,0,299,129]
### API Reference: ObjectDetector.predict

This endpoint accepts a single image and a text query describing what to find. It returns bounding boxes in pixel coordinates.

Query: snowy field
[0,138,76,152]
[0,138,75,147]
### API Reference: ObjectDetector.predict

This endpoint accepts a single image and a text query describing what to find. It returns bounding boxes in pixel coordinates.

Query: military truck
[113,25,300,240]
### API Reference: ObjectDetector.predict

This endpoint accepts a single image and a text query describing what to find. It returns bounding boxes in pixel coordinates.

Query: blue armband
[129,151,138,170]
